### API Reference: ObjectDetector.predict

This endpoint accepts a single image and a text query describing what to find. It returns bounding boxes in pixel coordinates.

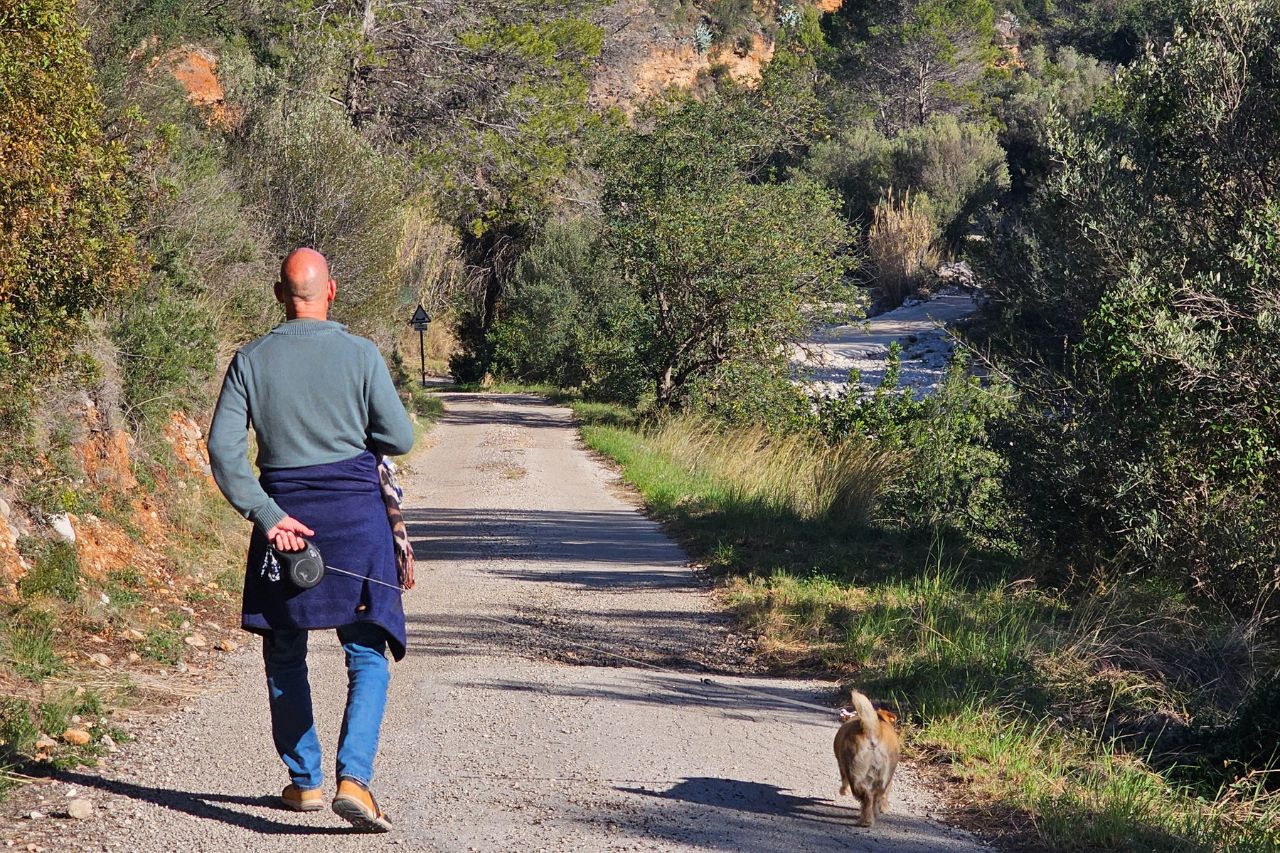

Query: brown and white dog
[833,690,900,827]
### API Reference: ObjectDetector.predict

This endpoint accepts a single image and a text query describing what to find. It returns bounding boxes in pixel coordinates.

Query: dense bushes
[814,348,1015,544]
[110,279,218,428]
[806,115,1009,241]
[488,218,648,402]
[0,0,140,437]
[982,0,1280,604]
[489,74,856,411]
[240,97,407,342]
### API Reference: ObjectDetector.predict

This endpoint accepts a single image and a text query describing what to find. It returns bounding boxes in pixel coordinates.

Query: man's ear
[328,278,337,304]
[274,281,285,304]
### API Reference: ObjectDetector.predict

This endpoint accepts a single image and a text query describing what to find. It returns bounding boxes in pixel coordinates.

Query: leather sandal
[279,783,324,812]
[332,777,393,832]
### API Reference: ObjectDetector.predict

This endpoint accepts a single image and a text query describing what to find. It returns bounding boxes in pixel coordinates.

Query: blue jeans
[262,622,390,790]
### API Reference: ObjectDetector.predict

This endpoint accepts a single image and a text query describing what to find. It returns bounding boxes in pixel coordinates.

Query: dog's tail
[850,690,879,740]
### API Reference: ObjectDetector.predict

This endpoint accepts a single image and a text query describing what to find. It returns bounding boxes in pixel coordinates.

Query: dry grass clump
[868,188,940,307]
[644,415,899,527]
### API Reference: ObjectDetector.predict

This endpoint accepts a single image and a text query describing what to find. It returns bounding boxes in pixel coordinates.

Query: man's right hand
[266,516,316,552]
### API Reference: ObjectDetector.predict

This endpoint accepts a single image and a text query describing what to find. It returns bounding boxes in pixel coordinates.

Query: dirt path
[16,393,986,852]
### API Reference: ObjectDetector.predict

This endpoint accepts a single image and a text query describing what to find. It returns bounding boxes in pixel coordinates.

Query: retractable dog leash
[272,541,406,593]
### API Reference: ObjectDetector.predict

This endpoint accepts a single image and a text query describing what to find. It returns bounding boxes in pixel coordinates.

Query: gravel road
[12,393,987,852]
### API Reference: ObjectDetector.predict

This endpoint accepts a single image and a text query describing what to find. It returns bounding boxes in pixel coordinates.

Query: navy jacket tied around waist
[242,451,406,660]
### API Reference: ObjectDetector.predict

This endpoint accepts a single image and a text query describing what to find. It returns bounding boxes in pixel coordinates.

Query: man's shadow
[35,768,355,835]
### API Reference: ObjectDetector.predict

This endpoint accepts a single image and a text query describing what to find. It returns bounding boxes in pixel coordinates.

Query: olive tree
[601,92,854,409]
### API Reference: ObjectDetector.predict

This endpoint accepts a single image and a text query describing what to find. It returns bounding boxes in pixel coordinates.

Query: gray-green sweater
[207,319,415,533]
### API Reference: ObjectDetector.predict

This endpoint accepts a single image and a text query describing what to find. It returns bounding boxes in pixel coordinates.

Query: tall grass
[643,415,899,527]
[584,413,1280,851]
[868,188,940,307]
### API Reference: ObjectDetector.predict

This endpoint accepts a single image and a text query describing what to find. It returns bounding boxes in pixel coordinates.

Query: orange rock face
[156,47,236,130]
[73,513,160,584]
[595,35,776,113]
[164,411,213,481]
[0,519,26,601]
[81,428,139,494]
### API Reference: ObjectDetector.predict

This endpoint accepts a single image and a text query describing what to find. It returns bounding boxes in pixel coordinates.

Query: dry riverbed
[796,288,982,397]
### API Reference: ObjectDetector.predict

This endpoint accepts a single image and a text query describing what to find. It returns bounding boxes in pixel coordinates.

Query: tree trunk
[344,0,377,126]
[917,62,929,126]
[656,365,677,410]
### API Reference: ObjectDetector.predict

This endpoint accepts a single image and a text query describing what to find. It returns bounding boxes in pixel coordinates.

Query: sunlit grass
[583,415,1280,852]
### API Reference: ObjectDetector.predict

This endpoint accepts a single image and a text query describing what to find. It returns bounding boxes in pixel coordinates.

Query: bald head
[276,247,336,320]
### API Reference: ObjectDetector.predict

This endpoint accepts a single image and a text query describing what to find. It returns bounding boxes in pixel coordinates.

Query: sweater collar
[270,319,347,336]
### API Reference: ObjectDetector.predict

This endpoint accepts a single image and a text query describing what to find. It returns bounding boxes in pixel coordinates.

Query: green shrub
[488,217,649,403]
[1,607,64,682]
[104,568,145,610]
[17,541,81,603]
[110,278,218,429]
[981,0,1280,604]
[0,0,140,449]
[683,360,812,434]
[805,115,1009,243]
[1222,673,1280,780]
[0,698,38,758]
[601,91,854,409]
[814,348,1015,543]
[804,121,893,223]
[490,218,600,388]
[38,689,102,739]
[889,115,1010,242]
[140,614,185,665]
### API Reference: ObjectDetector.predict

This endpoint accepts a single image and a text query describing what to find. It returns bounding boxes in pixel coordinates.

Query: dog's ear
[877,708,898,723]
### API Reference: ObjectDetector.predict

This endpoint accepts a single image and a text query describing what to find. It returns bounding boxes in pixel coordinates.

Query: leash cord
[325,565,407,592]
[321,568,841,717]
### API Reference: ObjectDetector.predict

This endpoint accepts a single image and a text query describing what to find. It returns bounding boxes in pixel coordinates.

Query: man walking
[207,247,415,832]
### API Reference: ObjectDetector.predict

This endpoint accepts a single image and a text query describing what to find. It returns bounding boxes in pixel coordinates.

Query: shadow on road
[27,769,355,836]
[404,507,689,575]
[592,776,967,852]
[623,777,846,822]
[441,671,838,728]
[433,393,570,430]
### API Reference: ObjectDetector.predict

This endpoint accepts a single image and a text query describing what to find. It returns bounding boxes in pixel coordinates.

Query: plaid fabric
[377,457,415,590]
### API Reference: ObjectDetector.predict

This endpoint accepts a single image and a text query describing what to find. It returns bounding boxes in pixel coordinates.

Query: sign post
[409,304,431,387]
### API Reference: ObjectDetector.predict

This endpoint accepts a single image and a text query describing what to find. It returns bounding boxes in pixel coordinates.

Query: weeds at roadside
[140,615,186,666]
[1,607,65,683]
[103,568,145,610]
[583,415,1280,851]
[16,541,81,603]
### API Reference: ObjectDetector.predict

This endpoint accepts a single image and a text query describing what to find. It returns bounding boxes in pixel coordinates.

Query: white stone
[66,799,94,820]
[49,513,75,544]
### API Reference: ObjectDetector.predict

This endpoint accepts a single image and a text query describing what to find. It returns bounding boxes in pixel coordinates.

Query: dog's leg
[856,792,875,828]
[878,783,891,814]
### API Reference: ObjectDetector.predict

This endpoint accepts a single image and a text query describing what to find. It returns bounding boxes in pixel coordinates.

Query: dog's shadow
[620,777,852,825]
